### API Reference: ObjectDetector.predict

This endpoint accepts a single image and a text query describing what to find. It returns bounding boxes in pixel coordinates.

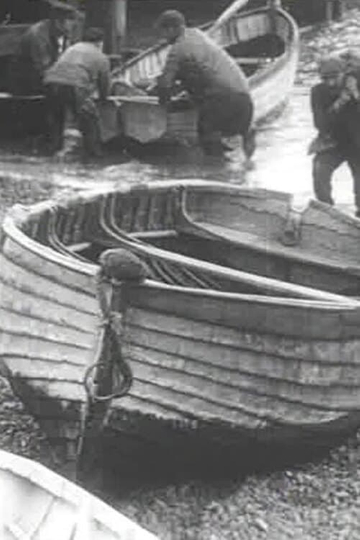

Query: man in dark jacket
[44,26,111,157]
[310,55,360,217]
[155,10,255,158]
[11,1,77,95]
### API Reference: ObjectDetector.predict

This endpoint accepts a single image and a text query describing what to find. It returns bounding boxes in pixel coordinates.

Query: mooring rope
[82,269,133,403]
[76,248,147,480]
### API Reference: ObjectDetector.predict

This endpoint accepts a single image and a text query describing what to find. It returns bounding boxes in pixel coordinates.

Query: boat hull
[1,180,360,472]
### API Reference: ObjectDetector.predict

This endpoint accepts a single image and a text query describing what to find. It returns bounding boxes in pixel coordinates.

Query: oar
[208,0,249,36]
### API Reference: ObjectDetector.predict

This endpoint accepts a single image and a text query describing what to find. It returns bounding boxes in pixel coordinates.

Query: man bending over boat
[44,27,111,158]
[309,55,360,217]
[10,1,77,96]
[155,10,256,159]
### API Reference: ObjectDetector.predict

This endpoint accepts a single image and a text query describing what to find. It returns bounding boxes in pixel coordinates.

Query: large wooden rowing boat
[0,450,157,539]
[113,3,299,143]
[1,180,360,475]
[175,183,360,296]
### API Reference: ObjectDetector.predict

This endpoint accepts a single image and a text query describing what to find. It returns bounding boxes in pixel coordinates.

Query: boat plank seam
[0,247,95,299]
[124,338,360,384]
[119,386,343,426]
[0,327,93,350]
[0,264,95,316]
[127,356,360,411]
[125,320,358,366]
[0,303,95,335]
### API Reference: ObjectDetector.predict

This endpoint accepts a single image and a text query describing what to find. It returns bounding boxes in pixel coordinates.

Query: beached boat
[175,183,360,296]
[113,3,299,143]
[1,179,360,474]
[0,449,157,539]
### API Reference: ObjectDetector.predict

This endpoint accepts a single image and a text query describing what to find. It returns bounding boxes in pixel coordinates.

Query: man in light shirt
[44,26,111,158]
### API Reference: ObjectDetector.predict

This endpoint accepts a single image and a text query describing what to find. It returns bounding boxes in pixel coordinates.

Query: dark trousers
[197,91,254,156]
[313,147,360,210]
[45,83,102,157]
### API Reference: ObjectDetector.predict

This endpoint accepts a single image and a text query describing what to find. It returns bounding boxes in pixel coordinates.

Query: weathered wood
[178,185,360,294]
[124,283,358,340]
[0,249,96,313]
[125,345,360,411]
[2,179,360,464]
[0,279,96,332]
[123,311,360,371]
[106,0,127,55]
[121,377,346,427]
[127,305,357,358]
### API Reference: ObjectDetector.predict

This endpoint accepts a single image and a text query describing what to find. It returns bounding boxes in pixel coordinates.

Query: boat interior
[15,185,354,303]
[114,6,293,101]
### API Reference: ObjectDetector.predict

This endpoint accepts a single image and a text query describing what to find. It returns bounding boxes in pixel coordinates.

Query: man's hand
[331,90,351,111]
[345,76,360,100]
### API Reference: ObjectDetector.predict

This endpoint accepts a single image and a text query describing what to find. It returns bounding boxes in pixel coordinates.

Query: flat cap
[156,10,186,29]
[318,55,344,76]
[341,48,360,73]
[47,0,77,18]
[83,27,105,43]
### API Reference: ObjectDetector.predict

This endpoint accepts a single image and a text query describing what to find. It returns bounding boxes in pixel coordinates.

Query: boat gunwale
[2,179,359,310]
[115,6,299,122]
[248,8,299,89]
[179,184,360,274]
[0,450,158,539]
[139,279,357,311]
[119,6,293,75]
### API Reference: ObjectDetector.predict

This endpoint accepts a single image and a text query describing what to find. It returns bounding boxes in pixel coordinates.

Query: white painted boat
[0,449,157,539]
[113,3,299,142]
[1,180,360,475]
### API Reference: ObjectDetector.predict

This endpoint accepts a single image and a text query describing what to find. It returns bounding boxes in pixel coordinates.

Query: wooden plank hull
[1,180,360,469]
[0,450,157,539]
[116,7,299,142]
[176,183,360,295]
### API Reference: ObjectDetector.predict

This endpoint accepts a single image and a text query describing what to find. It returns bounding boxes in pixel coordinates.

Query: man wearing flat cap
[155,9,255,159]
[11,0,77,96]
[310,54,360,217]
[44,27,111,158]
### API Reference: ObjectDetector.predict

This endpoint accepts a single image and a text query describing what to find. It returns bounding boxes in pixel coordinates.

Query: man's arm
[98,56,111,100]
[26,30,54,76]
[156,45,181,105]
[310,85,346,134]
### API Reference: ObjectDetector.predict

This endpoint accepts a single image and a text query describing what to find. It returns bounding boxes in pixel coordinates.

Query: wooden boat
[2,179,360,474]
[0,449,157,539]
[175,183,360,296]
[113,3,299,143]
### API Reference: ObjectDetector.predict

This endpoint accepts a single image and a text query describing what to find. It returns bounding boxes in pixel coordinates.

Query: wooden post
[84,0,127,55]
[84,0,105,29]
[325,0,344,23]
[325,0,333,22]
[105,0,127,55]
